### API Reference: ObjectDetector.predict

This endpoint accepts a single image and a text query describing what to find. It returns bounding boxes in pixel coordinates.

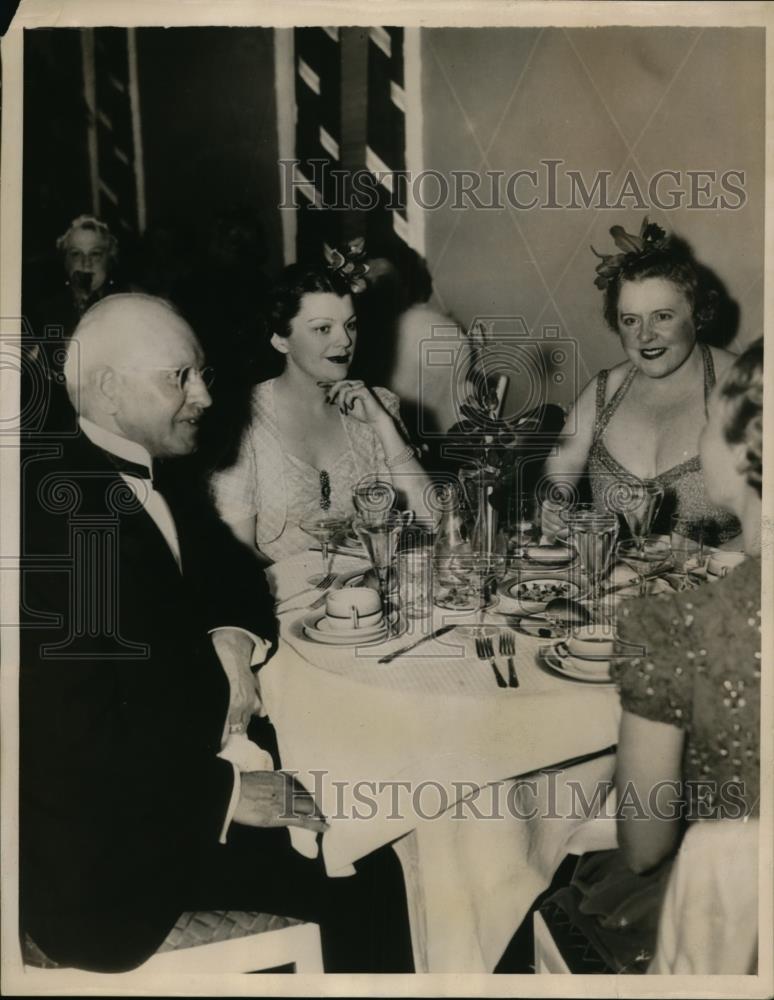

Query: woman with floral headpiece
[211,241,431,561]
[544,218,741,547]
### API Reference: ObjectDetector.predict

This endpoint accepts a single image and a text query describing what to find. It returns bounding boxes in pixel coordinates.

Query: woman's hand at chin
[323,379,389,426]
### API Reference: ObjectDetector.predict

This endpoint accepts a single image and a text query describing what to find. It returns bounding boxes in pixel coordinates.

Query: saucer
[302,609,400,646]
[539,644,615,685]
[557,640,619,662]
[315,614,385,638]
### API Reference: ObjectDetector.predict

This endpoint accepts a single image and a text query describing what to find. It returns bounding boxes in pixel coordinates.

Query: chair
[533,793,619,974]
[649,819,759,975]
[21,910,324,982]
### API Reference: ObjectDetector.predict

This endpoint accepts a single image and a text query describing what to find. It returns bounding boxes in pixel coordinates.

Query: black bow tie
[102,450,155,483]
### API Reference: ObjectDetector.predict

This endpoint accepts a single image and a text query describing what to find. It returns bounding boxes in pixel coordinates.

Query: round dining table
[259,547,626,972]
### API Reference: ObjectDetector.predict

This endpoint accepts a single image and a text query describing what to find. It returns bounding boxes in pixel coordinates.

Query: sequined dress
[587,343,740,546]
[546,555,761,972]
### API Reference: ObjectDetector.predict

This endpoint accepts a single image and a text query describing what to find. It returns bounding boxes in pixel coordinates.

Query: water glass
[565,509,619,619]
[670,514,705,573]
[509,497,538,555]
[398,540,433,619]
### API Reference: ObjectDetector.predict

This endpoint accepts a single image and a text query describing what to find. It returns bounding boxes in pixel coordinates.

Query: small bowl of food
[505,577,580,615]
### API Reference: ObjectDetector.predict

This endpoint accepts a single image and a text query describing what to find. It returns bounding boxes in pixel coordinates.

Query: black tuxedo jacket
[19,431,278,972]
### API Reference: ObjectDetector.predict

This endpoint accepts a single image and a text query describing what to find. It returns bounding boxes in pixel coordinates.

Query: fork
[498,631,519,688]
[276,573,336,612]
[475,637,508,689]
[308,575,338,609]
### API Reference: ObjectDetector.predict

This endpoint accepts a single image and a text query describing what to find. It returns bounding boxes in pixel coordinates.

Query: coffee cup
[567,625,617,660]
[325,587,383,629]
[706,550,745,580]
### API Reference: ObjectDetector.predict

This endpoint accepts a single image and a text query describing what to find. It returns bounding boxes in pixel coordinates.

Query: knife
[378,624,457,664]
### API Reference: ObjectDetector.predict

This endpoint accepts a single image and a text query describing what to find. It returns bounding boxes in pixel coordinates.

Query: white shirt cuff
[217,736,276,843]
[208,627,273,669]
[219,762,242,845]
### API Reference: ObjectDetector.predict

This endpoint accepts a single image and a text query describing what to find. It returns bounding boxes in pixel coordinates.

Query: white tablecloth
[260,550,622,971]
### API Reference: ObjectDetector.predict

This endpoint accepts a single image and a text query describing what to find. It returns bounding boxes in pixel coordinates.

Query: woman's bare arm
[615,710,685,873]
[543,375,599,493]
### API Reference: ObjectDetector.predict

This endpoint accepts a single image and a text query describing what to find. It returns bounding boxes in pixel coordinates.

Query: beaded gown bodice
[587,344,740,547]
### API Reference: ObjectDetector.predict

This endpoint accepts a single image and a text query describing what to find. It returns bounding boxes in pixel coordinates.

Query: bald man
[19,295,331,972]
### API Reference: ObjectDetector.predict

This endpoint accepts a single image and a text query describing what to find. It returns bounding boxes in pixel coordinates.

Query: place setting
[537,624,622,687]
[301,586,402,647]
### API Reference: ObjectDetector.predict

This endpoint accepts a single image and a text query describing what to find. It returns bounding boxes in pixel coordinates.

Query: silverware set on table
[276,573,336,614]
[279,572,523,690]
[475,632,519,689]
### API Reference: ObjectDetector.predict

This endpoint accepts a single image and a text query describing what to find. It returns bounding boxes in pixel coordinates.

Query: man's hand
[211,628,264,731]
[233,771,329,834]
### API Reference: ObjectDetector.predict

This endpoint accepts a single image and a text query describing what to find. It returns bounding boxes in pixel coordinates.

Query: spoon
[544,597,593,628]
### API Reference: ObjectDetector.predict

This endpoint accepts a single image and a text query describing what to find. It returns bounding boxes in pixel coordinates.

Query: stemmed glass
[617,479,665,552]
[617,536,673,598]
[564,508,619,622]
[352,479,397,528]
[298,510,352,585]
[670,514,705,576]
[353,512,410,617]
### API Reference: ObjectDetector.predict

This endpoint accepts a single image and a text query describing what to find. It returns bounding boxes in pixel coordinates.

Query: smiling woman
[543,220,741,547]
[210,255,432,561]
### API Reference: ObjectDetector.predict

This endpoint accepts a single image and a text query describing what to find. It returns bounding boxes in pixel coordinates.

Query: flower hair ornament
[590,216,669,290]
[323,237,370,294]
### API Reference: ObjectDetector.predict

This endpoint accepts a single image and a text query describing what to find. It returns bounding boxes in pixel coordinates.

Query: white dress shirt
[79,417,273,842]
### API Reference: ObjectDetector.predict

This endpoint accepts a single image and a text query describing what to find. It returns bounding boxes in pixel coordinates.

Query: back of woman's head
[719,338,764,496]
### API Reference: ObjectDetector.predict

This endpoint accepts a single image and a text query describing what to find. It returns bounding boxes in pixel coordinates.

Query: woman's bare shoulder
[708,345,738,380]
[604,359,631,393]
[572,360,628,412]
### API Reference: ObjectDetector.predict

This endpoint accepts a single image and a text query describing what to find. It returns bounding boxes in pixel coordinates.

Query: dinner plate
[314,615,386,638]
[539,645,615,685]
[434,591,499,612]
[502,577,579,615]
[303,611,394,646]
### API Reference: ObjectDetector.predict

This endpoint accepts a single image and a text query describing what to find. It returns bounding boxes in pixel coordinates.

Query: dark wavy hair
[719,337,763,497]
[267,262,353,340]
[602,236,721,341]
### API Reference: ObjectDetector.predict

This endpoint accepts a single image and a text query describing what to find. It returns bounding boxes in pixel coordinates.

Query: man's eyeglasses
[118,366,216,392]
